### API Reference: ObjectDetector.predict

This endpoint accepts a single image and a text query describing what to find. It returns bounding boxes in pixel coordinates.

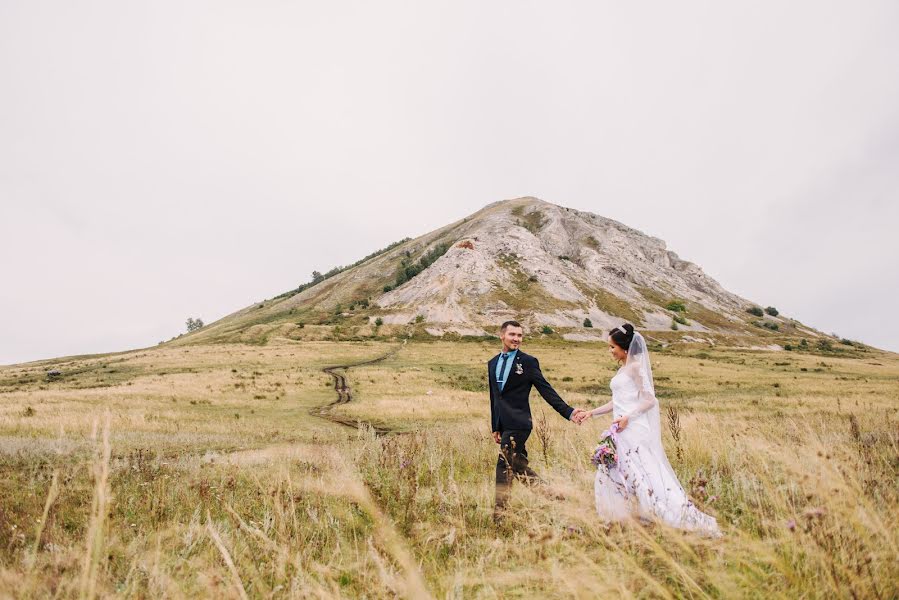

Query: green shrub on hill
[395,243,450,287]
[666,300,687,313]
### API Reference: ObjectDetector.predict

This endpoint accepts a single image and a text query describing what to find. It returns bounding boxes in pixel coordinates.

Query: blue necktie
[497,353,509,389]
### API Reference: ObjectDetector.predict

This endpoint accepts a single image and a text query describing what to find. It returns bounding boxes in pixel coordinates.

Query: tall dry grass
[79,411,112,599]
[350,411,897,597]
[0,340,895,597]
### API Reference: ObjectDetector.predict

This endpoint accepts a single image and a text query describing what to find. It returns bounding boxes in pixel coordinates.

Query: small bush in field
[747,306,764,317]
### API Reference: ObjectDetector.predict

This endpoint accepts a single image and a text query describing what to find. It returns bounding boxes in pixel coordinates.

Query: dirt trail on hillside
[312,342,405,436]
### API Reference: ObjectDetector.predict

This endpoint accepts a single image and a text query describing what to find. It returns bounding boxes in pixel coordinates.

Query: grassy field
[0,338,896,598]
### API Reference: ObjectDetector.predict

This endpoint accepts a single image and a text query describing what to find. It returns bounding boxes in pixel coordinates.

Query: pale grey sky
[2,1,898,365]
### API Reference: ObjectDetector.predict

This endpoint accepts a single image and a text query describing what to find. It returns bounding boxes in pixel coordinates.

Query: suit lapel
[488,354,500,395]
[503,351,526,392]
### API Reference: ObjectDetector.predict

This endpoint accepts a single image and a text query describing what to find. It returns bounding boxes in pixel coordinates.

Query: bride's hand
[612,415,629,431]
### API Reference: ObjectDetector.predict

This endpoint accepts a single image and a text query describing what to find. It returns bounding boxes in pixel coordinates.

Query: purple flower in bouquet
[591,423,619,469]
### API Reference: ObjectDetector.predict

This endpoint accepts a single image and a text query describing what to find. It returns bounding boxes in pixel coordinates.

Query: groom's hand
[492,431,501,444]
[570,408,585,424]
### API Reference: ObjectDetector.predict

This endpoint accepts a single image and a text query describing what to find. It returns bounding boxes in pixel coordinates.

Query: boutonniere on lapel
[514,362,524,376]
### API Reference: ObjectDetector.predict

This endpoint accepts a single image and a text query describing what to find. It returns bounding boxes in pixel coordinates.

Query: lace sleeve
[626,366,657,418]
[626,391,657,418]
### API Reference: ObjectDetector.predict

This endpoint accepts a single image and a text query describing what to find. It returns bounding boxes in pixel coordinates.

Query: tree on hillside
[186,317,204,332]
[311,271,324,283]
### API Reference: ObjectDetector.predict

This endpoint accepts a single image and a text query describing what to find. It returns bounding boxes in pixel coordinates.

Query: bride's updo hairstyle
[608,323,636,352]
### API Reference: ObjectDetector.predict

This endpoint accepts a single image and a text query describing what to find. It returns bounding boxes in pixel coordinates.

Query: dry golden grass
[0,338,896,598]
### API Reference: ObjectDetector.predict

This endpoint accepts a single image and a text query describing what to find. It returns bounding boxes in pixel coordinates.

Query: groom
[488,320,585,519]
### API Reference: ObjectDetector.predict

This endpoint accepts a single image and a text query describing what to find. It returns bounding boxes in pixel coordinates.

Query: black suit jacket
[488,350,574,432]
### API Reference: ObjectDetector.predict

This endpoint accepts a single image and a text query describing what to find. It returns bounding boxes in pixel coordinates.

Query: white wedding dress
[594,333,719,534]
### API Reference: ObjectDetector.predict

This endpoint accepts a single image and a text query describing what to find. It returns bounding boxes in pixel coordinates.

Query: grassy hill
[166,198,842,350]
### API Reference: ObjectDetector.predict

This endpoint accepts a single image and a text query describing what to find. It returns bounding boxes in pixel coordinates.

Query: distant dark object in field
[47,369,61,378]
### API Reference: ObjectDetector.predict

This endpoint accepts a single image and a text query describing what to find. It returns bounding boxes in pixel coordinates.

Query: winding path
[224,341,432,598]
[312,342,405,435]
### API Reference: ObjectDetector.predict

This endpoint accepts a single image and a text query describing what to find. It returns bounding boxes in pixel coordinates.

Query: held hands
[492,431,501,444]
[570,408,591,425]
[566,401,626,428]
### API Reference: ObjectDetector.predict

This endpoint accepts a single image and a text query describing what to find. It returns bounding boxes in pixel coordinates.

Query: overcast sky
[2,1,898,365]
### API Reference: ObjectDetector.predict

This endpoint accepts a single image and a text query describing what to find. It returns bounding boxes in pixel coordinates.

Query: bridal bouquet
[591,423,619,469]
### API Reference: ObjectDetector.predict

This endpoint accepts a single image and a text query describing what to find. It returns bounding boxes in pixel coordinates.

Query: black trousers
[494,429,540,510]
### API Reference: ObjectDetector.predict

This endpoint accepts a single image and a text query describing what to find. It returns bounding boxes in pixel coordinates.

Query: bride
[578,324,720,534]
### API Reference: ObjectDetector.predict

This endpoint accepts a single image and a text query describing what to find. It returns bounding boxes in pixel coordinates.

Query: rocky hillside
[182,197,823,346]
